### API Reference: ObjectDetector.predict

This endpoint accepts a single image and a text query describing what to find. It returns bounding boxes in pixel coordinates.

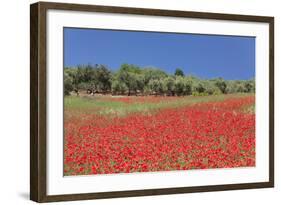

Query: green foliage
[182,78,193,95]
[111,79,128,95]
[174,76,185,96]
[193,81,206,93]
[64,72,74,95]
[143,67,168,84]
[116,64,140,95]
[95,64,112,93]
[64,64,255,96]
[163,76,175,96]
[226,80,255,94]
[213,78,227,94]
[175,76,193,96]
[64,64,111,95]
[204,81,222,95]
[174,68,184,76]
[148,79,164,95]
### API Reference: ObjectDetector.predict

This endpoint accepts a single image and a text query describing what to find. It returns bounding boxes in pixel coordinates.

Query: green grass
[65,93,254,117]
[64,96,124,109]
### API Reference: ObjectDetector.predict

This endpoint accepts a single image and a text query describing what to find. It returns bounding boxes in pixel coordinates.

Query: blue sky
[64,27,255,80]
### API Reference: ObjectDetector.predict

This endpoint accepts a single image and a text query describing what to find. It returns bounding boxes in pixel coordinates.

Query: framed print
[30,1,274,202]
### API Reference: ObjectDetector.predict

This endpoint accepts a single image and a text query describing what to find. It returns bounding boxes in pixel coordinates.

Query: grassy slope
[64,94,254,117]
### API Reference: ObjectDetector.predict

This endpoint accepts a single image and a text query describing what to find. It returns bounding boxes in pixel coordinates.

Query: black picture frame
[30,1,274,202]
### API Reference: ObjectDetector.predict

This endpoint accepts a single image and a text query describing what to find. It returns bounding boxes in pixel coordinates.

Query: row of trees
[64,64,255,96]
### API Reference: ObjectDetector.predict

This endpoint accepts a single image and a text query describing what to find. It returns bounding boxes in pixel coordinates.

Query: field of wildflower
[63,94,255,176]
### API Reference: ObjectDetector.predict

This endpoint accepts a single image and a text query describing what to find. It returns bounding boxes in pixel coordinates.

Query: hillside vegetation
[64,64,255,96]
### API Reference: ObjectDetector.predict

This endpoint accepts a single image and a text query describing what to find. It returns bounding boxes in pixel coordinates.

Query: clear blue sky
[64,27,255,80]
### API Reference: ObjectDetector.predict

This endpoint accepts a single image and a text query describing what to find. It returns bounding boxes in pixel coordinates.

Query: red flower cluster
[64,96,255,175]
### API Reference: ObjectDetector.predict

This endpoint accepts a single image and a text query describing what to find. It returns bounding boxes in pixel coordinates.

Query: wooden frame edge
[30,2,48,202]
[269,17,274,188]
[39,182,272,203]
[37,1,274,22]
[30,2,39,202]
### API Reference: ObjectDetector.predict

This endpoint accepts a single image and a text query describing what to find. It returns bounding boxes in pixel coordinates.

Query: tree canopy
[174,68,184,77]
[64,64,255,96]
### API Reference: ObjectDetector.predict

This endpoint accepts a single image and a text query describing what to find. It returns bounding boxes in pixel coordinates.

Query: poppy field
[64,94,255,176]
